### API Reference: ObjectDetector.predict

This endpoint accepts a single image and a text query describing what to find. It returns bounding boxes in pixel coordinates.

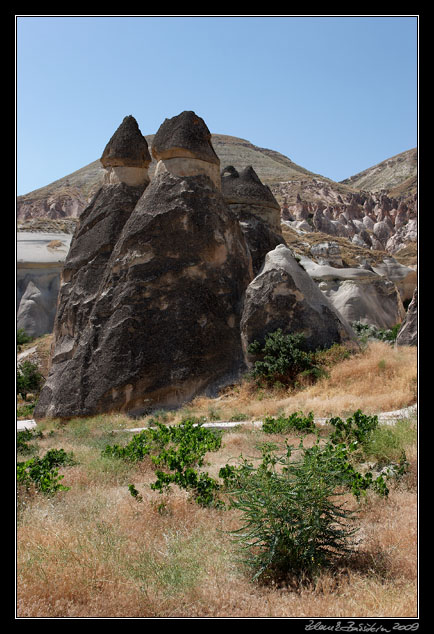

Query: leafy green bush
[351,321,401,345]
[17,428,43,454]
[262,411,315,435]
[17,360,44,400]
[328,409,379,447]
[17,448,76,494]
[17,328,33,347]
[248,329,324,387]
[103,419,223,507]
[17,402,36,419]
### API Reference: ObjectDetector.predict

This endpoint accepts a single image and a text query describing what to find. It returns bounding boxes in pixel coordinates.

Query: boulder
[371,257,417,304]
[309,241,343,267]
[396,288,417,346]
[240,244,358,360]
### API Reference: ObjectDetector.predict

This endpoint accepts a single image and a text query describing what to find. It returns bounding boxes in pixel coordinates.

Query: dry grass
[16,340,418,618]
[178,341,417,422]
[16,466,418,618]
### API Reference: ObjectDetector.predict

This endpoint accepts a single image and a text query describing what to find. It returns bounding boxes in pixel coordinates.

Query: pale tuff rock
[300,256,407,330]
[275,181,417,255]
[371,257,417,304]
[17,232,73,337]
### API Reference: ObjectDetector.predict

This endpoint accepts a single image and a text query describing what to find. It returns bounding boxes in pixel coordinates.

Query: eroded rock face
[52,183,146,360]
[101,115,151,187]
[396,288,417,346]
[277,181,417,255]
[17,275,60,338]
[300,257,406,330]
[152,111,221,188]
[35,170,253,420]
[17,232,73,337]
[240,244,358,361]
[221,165,285,274]
[221,165,282,233]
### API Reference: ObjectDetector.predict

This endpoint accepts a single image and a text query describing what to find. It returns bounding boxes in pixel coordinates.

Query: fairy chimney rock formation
[221,165,282,233]
[35,111,253,420]
[101,115,152,187]
[152,111,221,189]
[34,116,151,419]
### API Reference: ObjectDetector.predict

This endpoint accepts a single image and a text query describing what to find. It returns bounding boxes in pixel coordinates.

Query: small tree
[17,328,33,347]
[17,360,43,401]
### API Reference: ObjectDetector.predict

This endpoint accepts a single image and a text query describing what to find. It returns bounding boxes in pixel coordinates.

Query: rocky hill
[18,112,416,359]
[340,148,417,193]
[17,132,417,261]
[17,133,326,221]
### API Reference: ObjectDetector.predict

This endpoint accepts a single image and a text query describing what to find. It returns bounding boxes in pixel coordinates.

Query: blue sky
[16,15,418,196]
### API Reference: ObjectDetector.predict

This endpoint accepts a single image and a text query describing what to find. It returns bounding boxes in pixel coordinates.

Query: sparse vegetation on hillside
[16,335,417,617]
[340,148,417,193]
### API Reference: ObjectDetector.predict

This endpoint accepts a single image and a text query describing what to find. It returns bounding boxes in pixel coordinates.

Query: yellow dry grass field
[16,341,418,618]
[180,340,417,422]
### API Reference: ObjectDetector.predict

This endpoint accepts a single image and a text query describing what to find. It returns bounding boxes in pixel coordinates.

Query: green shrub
[220,416,396,584]
[17,428,43,454]
[328,409,379,447]
[17,402,36,419]
[17,328,33,347]
[248,329,323,387]
[17,360,44,400]
[17,448,76,494]
[351,321,401,345]
[262,411,315,435]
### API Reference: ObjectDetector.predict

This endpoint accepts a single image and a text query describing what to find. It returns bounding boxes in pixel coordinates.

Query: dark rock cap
[151,110,220,165]
[101,115,151,168]
[221,165,280,209]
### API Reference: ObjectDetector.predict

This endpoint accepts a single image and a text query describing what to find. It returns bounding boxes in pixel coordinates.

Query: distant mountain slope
[17,134,352,221]
[340,148,417,193]
[17,136,417,262]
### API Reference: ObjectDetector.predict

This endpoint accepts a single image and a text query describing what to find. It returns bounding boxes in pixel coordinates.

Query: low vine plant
[103,418,223,507]
[17,448,76,495]
[262,411,315,435]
